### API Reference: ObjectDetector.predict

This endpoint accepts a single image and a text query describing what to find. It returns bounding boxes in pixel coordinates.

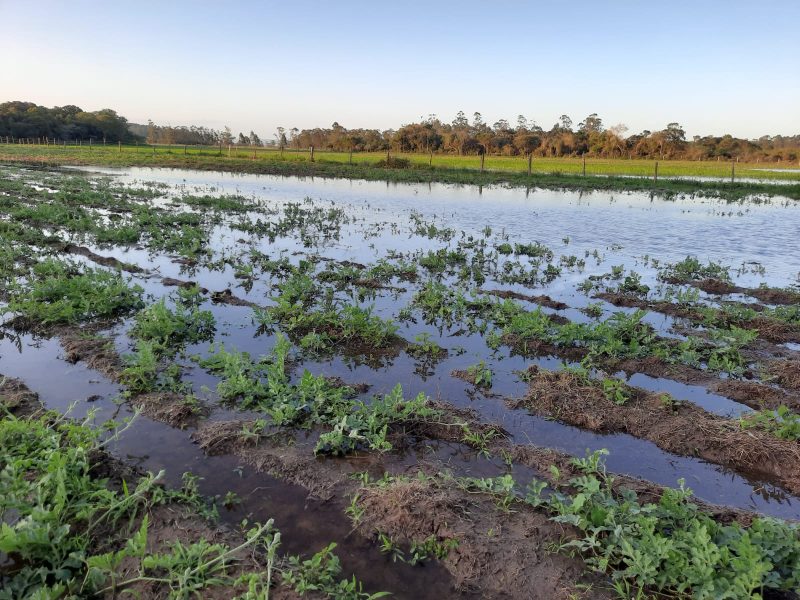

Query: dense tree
[0,101,133,142]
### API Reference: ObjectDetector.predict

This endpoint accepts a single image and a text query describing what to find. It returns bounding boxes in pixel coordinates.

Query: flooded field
[2,164,800,598]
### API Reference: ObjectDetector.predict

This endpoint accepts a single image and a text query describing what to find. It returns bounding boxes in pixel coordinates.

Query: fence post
[429,150,433,166]
[480,151,485,173]
[184,145,187,155]
[349,150,353,165]
[654,161,659,182]
[731,160,735,183]
[527,153,532,176]
[582,155,586,176]
[386,147,390,162]
[153,145,156,156]
[118,141,121,153]
[310,146,314,162]
[228,144,231,157]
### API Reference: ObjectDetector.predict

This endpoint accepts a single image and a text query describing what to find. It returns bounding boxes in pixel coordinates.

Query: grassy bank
[2,143,800,201]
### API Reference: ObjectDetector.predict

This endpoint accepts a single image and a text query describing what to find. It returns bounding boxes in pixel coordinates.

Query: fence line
[0,137,776,182]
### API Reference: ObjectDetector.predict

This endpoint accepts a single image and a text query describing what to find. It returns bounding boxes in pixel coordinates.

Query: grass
[3,143,800,200]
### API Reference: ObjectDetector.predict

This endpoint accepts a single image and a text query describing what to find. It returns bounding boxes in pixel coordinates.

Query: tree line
[2,101,798,162]
[0,101,134,142]
[289,113,799,162]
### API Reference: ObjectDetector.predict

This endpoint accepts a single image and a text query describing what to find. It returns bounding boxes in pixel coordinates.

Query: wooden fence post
[184,145,187,155]
[582,155,586,176]
[480,151,485,173]
[527,153,532,176]
[386,147,390,162]
[654,161,659,182]
[310,146,314,162]
[349,150,353,165]
[118,141,121,153]
[731,160,735,183]
[429,150,433,166]
[228,144,231,157]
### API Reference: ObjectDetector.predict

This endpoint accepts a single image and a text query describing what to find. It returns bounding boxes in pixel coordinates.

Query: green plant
[518,451,800,598]
[282,543,389,599]
[460,425,501,458]
[601,378,630,405]
[740,405,800,441]
[465,360,493,388]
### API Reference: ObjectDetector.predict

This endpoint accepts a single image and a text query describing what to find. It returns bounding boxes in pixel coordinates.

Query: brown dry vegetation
[514,366,800,494]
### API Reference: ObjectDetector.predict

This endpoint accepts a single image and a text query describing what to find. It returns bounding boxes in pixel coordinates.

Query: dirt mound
[516,366,800,495]
[712,379,800,411]
[62,243,144,273]
[767,359,800,392]
[210,288,260,307]
[479,288,568,310]
[0,374,42,417]
[132,392,208,428]
[695,278,739,295]
[749,287,800,306]
[355,478,611,599]
[60,328,123,380]
[192,420,342,501]
[161,277,208,293]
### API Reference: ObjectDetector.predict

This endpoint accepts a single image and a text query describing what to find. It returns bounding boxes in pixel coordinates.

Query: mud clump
[210,288,260,307]
[0,374,42,417]
[749,287,800,306]
[480,288,568,310]
[161,277,208,293]
[62,243,144,273]
[132,392,208,429]
[766,359,800,392]
[712,379,800,412]
[323,376,371,395]
[60,328,123,381]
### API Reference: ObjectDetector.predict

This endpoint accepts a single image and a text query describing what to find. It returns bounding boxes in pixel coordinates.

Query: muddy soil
[0,373,43,417]
[479,288,568,310]
[692,278,800,305]
[514,366,800,495]
[61,243,145,273]
[766,359,800,392]
[355,477,613,599]
[596,291,800,344]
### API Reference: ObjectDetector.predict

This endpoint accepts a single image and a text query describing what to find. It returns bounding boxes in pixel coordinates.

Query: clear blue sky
[1,0,798,140]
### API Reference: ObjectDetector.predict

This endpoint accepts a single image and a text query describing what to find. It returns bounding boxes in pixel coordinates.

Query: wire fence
[1,136,790,182]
